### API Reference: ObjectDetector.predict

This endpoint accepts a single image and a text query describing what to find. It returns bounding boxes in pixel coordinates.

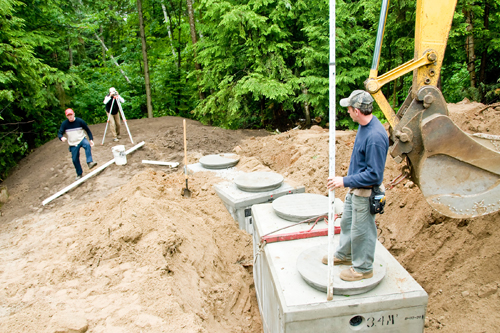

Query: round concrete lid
[272,193,328,222]
[199,154,240,169]
[297,244,386,295]
[234,172,284,192]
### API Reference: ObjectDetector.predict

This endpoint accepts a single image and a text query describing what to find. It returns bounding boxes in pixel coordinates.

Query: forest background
[1,0,500,179]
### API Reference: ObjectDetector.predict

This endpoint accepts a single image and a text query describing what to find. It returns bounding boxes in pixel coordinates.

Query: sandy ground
[1,101,500,332]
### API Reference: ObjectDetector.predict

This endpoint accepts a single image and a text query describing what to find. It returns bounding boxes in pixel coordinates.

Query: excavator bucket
[364,0,500,218]
[389,86,500,218]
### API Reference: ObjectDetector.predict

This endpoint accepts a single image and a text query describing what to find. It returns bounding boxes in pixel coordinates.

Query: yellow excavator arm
[365,0,500,218]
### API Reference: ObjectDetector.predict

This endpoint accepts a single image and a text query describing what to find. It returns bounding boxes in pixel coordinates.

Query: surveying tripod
[101,97,134,145]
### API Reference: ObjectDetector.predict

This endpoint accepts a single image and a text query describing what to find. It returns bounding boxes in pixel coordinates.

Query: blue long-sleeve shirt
[343,116,389,188]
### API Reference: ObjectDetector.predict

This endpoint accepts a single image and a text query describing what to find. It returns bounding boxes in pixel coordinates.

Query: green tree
[0,0,76,179]
[443,0,500,103]
[195,0,323,129]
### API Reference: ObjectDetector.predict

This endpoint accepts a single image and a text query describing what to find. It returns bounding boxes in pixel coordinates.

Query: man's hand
[327,176,344,190]
[61,137,67,142]
[89,140,94,147]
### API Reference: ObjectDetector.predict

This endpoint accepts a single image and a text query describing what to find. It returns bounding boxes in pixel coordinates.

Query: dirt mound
[1,170,262,332]
[1,101,500,332]
[0,117,266,332]
[0,117,267,223]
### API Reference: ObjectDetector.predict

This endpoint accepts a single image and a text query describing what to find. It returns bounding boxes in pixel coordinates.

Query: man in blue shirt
[58,108,98,180]
[323,90,389,281]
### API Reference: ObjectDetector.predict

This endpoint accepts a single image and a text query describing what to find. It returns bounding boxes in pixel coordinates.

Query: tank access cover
[234,172,284,192]
[272,193,328,222]
[297,244,386,295]
[199,153,240,169]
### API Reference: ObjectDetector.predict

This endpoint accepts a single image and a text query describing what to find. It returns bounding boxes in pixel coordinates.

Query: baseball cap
[340,90,374,111]
[65,108,74,116]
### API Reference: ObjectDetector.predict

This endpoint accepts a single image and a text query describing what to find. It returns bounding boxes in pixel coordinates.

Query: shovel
[182,119,192,197]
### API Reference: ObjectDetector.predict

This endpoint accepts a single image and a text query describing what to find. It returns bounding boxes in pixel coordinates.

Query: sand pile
[0,170,261,332]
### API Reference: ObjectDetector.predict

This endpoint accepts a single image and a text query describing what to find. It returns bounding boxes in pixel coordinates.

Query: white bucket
[112,145,127,165]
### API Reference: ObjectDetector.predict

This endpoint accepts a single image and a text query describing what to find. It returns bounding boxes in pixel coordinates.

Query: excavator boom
[364,0,500,218]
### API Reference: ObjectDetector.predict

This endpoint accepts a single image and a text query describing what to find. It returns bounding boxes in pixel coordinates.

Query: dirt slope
[1,101,500,332]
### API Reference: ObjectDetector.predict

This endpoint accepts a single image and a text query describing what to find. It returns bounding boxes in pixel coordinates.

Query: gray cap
[340,90,374,111]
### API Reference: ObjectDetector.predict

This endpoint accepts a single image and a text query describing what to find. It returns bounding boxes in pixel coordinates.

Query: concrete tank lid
[272,193,328,222]
[234,172,284,192]
[297,244,386,295]
[199,153,240,169]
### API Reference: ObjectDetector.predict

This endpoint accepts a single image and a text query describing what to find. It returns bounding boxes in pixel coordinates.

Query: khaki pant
[107,112,121,139]
[335,193,377,273]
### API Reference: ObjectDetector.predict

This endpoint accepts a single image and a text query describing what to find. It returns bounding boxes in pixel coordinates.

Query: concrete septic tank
[214,181,305,234]
[252,203,428,333]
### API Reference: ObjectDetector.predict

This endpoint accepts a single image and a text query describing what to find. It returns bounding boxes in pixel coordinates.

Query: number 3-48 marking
[366,314,397,327]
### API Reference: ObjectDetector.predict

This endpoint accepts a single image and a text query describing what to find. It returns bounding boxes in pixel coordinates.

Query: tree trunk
[137,0,153,118]
[302,86,310,127]
[186,0,199,65]
[94,33,131,84]
[100,26,106,65]
[464,9,477,88]
[186,0,204,100]
[176,0,182,112]
[479,0,490,86]
[68,40,73,67]
[76,0,130,82]
[161,2,177,60]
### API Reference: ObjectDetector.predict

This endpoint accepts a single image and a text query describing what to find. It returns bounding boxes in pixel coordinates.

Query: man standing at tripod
[103,87,124,142]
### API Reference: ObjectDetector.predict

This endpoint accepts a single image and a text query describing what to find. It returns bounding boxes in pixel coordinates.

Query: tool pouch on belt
[369,186,386,214]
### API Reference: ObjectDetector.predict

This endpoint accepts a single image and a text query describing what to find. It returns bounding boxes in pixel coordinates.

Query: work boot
[75,175,82,181]
[340,267,373,281]
[322,255,352,266]
[88,161,97,169]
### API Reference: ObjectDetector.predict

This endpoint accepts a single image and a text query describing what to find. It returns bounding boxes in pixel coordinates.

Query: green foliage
[443,0,500,103]
[2,0,500,179]
[0,133,28,181]
[193,0,297,128]
[0,0,78,179]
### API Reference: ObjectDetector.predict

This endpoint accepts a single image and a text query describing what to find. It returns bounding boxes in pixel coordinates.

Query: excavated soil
[1,102,500,332]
